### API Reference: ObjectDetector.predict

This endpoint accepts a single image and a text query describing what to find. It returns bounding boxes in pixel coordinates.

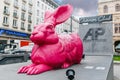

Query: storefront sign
[0,29,29,37]
[79,14,112,24]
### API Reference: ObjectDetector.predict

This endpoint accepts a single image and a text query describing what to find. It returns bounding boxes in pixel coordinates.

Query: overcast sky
[54,0,98,18]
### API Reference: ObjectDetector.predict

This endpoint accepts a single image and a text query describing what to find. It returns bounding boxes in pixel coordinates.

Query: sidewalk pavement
[113,62,120,80]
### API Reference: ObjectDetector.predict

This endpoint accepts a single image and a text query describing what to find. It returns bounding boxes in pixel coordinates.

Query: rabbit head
[30,4,73,45]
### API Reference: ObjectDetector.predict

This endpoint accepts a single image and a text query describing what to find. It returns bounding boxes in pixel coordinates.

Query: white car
[19,44,34,54]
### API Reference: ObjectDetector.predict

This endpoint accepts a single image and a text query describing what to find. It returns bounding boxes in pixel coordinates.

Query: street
[0,55,113,80]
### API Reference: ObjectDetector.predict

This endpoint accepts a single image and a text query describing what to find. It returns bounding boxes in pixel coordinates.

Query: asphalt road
[114,63,120,80]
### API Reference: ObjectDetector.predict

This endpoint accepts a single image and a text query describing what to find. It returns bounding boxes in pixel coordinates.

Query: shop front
[0,28,31,48]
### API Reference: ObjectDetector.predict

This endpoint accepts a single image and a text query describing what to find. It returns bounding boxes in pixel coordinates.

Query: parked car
[5,49,27,54]
[19,44,33,54]
[115,43,120,53]
[19,44,34,59]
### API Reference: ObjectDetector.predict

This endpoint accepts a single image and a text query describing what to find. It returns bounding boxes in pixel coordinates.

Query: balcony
[12,25,18,29]
[3,11,10,16]
[22,6,26,12]
[28,19,32,23]
[28,10,32,14]
[22,0,26,3]
[28,28,32,32]
[14,3,19,9]
[21,17,26,21]
[29,1,33,6]
[2,22,9,26]
[21,27,25,30]
[4,0,10,5]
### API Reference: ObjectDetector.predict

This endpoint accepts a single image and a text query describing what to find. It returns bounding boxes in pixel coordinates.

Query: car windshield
[116,44,120,49]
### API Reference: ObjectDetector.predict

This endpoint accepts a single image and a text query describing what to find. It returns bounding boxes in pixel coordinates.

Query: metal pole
[70,16,72,32]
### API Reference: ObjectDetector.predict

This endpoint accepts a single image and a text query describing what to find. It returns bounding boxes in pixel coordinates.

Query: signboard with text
[0,29,29,37]
[79,14,112,24]
[79,22,113,55]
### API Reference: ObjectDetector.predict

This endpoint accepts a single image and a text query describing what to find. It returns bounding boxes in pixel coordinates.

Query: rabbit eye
[46,25,54,33]
[47,25,53,28]
[46,25,53,30]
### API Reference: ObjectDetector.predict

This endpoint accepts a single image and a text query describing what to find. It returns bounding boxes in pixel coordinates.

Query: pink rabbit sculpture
[18,4,83,75]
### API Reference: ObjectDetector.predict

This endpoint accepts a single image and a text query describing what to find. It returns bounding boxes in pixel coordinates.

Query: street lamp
[70,16,73,32]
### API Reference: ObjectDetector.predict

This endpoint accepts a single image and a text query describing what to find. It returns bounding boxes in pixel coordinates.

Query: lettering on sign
[83,28,106,42]
[79,14,112,24]
[0,29,28,37]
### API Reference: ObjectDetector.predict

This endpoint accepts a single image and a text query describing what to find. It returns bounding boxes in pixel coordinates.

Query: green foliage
[113,55,120,61]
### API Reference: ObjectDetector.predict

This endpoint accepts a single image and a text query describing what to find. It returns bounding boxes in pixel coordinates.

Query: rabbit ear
[44,11,53,22]
[53,4,73,25]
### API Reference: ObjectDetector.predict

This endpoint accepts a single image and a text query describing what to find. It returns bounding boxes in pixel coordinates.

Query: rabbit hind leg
[61,62,71,68]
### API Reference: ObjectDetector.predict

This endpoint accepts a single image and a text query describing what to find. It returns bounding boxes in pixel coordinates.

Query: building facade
[71,16,79,33]
[98,0,120,51]
[33,0,58,25]
[0,0,79,47]
[0,0,33,47]
[33,0,79,34]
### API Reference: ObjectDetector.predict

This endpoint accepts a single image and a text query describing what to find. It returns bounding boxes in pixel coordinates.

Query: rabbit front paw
[18,66,29,73]
[26,64,52,75]
[18,64,36,73]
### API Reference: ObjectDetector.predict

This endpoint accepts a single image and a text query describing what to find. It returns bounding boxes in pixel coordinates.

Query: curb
[114,61,120,64]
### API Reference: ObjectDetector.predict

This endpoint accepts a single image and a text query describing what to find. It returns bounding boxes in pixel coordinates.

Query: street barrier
[0,54,29,65]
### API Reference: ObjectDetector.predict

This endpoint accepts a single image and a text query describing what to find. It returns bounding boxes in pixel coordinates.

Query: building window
[28,5,32,14]
[37,1,40,7]
[29,0,32,6]
[42,4,44,9]
[48,7,50,10]
[45,6,47,10]
[28,24,31,31]
[14,0,18,5]
[28,15,32,23]
[103,5,108,13]
[3,6,9,15]
[22,2,26,11]
[14,0,19,8]
[114,23,120,33]
[3,16,9,24]
[115,27,119,33]
[21,12,25,21]
[37,10,39,16]
[4,0,10,5]
[115,4,120,12]
[36,18,39,25]
[41,12,44,20]
[21,22,25,30]
[13,10,18,18]
[13,19,17,28]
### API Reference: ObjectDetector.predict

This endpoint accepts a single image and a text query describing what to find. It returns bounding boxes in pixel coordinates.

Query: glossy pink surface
[18,4,83,75]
